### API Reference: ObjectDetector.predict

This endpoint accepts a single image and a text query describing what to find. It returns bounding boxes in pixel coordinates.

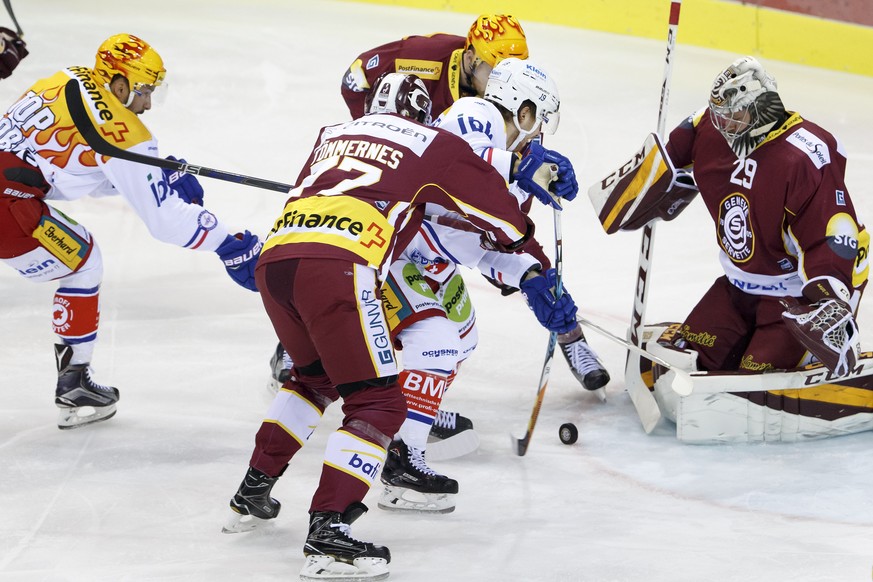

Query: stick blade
[512,433,531,456]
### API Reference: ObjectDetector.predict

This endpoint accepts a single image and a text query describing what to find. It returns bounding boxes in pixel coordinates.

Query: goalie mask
[364,72,433,125]
[708,56,785,157]
[484,57,560,151]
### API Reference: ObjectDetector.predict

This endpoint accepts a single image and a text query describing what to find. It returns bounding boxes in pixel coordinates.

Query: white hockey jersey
[395,96,541,288]
[0,67,230,251]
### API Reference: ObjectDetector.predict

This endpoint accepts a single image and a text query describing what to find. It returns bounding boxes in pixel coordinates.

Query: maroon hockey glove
[781,295,859,376]
[0,28,27,79]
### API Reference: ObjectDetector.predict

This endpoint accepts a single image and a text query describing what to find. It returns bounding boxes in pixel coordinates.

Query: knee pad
[336,374,398,398]
[340,383,407,447]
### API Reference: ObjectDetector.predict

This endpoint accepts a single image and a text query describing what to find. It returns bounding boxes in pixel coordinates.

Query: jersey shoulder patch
[785,126,831,169]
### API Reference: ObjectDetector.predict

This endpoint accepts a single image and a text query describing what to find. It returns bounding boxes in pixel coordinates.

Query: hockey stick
[514,200,563,456]
[623,0,683,433]
[3,0,22,37]
[576,316,692,395]
[63,79,293,193]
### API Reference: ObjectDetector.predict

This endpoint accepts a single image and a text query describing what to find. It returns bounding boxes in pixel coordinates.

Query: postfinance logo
[263,195,394,267]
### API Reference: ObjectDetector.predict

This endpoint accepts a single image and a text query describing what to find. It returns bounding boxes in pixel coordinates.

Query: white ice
[2,1,873,581]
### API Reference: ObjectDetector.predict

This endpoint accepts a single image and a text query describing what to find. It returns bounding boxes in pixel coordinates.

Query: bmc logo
[348,454,381,479]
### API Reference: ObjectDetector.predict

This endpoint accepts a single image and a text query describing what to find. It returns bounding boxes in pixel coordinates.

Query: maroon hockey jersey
[341,34,471,120]
[259,113,534,276]
[666,109,867,297]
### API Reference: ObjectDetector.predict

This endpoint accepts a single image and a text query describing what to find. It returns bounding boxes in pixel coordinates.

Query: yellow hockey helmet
[93,34,166,89]
[466,14,528,68]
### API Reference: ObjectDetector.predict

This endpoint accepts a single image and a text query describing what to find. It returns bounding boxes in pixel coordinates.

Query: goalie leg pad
[648,324,700,422]
[676,389,873,444]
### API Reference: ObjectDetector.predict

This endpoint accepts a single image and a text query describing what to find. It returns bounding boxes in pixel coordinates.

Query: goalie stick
[623,0,683,433]
[3,0,21,37]
[63,79,293,193]
[514,200,563,456]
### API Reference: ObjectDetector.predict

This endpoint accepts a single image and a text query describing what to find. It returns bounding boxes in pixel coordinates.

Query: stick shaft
[63,79,293,193]
[515,203,563,456]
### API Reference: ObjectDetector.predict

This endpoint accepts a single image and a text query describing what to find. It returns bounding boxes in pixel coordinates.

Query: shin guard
[250,384,329,476]
[52,286,99,346]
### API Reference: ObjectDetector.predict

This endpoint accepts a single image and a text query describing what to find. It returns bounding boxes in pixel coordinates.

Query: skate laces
[564,339,604,375]
[329,520,361,542]
[432,410,457,430]
[82,367,115,393]
[407,446,438,476]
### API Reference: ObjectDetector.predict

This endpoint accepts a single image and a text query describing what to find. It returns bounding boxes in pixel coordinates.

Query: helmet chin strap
[508,116,541,152]
[104,81,137,107]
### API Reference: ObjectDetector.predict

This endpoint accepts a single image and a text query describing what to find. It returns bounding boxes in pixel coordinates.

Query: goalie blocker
[588,133,698,234]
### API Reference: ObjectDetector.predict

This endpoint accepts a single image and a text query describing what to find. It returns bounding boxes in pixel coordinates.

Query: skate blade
[426,429,479,461]
[377,485,455,514]
[57,404,117,430]
[221,509,270,534]
[594,387,607,402]
[300,555,388,581]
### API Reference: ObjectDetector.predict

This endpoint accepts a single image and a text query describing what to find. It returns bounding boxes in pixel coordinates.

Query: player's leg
[380,316,461,513]
[224,258,340,533]
[298,260,405,579]
[1,197,115,429]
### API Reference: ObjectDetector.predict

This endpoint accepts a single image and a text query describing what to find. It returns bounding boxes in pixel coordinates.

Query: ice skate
[54,344,119,430]
[426,409,479,461]
[267,342,293,394]
[560,331,610,393]
[378,439,458,514]
[300,502,390,582]
[222,467,281,533]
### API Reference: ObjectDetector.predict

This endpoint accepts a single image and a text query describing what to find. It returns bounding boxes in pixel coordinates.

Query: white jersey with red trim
[399,218,539,288]
[397,95,542,287]
[0,67,230,251]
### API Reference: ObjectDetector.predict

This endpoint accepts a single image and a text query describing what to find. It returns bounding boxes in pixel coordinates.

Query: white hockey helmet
[708,56,780,145]
[484,57,560,149]
[364,72,433,125]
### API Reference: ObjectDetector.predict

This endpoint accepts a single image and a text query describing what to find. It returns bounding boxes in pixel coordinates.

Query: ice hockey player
[265,14,527,450]
[0,34,260,429]
[376,58,601,514]
[0,26,27,79]
[341,13,528,120]
[222,73,574,581]
[596,56,871,442]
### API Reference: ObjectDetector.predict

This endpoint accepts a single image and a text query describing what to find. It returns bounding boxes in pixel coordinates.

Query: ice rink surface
[2,1,873,581]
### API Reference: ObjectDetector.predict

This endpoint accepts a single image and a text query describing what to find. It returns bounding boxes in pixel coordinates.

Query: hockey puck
[559,422,578,445]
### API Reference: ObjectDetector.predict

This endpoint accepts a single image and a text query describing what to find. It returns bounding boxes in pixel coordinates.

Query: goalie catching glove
[512,142,578,209]
[216,231,262,292]
[519,268,578,334]
[781,277,860,376]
